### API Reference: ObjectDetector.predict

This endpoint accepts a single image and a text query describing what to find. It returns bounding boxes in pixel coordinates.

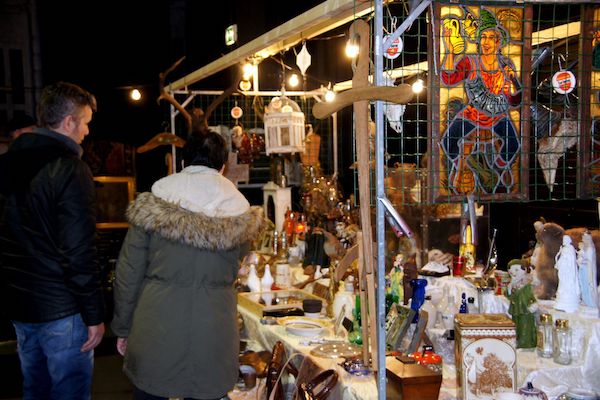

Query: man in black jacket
[0,82,105,399]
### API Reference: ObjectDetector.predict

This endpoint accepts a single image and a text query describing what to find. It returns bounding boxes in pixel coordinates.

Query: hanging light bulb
[288,73,299,88]
[130,88,142,101]
[242,62,254,80]
[325,85,336,102]
[412,78,425,94]
[239,80,252,91]
[345,35,359,58]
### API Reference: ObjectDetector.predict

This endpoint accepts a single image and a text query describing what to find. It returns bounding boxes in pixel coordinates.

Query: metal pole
[333,112,338,176]
[374,0,386,398]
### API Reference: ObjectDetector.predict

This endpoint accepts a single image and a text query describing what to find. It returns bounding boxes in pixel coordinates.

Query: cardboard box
[455,314,517,400]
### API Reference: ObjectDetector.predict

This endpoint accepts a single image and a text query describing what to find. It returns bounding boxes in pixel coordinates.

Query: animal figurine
[530,220,600,300]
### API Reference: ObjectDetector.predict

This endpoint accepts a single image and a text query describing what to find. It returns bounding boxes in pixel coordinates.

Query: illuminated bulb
[288,73,299,88]
[345,40,359,58]
[325,89,336,102]
[242,62,254,80]
[239,80,252,91]
[412,79,424,94]
[130,88,141,101]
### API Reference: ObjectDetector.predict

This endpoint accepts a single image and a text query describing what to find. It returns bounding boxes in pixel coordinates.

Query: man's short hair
[37,82,96,129]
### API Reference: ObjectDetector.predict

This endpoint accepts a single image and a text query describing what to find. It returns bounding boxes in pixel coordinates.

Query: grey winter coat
[111,188,263,399]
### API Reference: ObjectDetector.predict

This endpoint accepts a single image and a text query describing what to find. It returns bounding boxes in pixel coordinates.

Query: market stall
[159,1,600,399]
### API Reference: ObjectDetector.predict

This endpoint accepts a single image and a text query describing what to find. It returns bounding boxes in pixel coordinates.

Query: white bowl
[278,317,328,337]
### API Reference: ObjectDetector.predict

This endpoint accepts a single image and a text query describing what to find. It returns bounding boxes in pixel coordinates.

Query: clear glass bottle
[441,294,459,330]
[537,313,553,358]
[553,319,571,365]
[421,295,437,330]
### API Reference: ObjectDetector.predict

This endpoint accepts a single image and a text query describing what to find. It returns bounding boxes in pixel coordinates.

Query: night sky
[35,0,325,146]
[32,1,326,190]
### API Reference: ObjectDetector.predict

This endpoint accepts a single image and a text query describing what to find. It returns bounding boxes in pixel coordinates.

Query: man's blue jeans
[13,314,93,400]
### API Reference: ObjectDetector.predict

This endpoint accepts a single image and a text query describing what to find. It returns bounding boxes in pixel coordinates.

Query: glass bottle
[537,313,553,358]
[421,295,437,330]
[410,278,428,323]
[553,319,571,365]
[441,294,459,330]
[435,286,449,328]
[459,292,468,314]
[467,297,476,313]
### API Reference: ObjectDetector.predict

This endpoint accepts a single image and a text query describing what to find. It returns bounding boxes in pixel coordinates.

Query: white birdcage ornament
[264,94,305,155]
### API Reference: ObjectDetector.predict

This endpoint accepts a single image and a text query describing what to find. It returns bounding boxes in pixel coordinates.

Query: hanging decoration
[551,55,576,95]
[231,105,243,120]
[382,74,406,134]
[296,42,311,76]
[264,95,306,154]
[383,17,403,60]
[384,35,403,60]
[551,70,576,95]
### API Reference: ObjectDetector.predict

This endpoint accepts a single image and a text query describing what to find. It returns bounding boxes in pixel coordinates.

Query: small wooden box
[238,290,324,318]
[386,356,442,400]
[455,314,517,400]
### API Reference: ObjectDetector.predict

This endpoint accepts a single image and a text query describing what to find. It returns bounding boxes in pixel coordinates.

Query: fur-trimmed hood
[127,192,264,251]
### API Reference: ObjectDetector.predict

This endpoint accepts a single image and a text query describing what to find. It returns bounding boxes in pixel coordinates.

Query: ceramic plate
[278,317,329,337]
[310,342,362,359]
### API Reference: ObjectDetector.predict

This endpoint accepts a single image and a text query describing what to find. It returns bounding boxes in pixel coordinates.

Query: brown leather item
[296,369,338,400]
[238,350,272,378]
[266,341,286,400]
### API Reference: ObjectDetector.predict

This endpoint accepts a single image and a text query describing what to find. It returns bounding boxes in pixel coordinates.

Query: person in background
[111,130,264,400]
[0,81,105,399]
[7,113,37,140]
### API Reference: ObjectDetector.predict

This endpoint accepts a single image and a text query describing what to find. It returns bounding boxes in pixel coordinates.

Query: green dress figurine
[506,259,538,348]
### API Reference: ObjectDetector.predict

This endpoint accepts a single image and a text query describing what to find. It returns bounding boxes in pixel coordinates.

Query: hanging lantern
[264,95,305,155]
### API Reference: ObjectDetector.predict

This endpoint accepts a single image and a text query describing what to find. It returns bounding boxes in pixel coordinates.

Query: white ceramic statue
[554,235,581,313]
[577,232,598,309]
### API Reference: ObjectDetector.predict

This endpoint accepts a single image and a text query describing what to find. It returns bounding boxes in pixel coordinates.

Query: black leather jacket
[0,129,105,325]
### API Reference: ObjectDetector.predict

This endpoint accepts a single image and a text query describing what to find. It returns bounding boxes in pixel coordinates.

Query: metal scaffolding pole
[374,1,386,398]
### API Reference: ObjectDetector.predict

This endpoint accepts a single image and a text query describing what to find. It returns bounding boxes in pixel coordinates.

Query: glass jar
[537,313,553,358]
[553,319,571,365]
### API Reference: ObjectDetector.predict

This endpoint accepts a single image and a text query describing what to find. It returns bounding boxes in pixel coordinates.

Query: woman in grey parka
[111,131,264,400]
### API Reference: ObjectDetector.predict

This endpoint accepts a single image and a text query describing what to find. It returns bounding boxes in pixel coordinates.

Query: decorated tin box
[455,314,517,400]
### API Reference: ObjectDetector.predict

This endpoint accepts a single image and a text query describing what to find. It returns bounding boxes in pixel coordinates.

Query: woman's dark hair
[183,130,229,170]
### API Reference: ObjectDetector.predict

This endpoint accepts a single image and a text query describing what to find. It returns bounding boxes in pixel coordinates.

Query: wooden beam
[168,0,376,91]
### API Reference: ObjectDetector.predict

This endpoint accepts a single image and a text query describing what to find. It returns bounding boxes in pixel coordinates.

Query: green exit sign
[225,24,237,46]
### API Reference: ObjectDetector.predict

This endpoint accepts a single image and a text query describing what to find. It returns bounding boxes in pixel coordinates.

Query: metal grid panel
[364,2,598,208]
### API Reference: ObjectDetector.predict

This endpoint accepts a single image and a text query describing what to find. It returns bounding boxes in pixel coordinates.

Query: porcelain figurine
[577,232,599,309]
[554,235,581,313]
[506,259,538,348]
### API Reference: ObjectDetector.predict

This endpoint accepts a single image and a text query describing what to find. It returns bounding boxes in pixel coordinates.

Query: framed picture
[429,3,531,202]
[93,176,136,229]
[385,304,415,351]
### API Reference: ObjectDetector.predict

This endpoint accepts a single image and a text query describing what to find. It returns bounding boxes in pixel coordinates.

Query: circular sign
[384,35,403,60]
[552,70,576,94]
[231,106,243,119]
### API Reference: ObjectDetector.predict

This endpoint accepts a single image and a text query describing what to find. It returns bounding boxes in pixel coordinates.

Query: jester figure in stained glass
[440,8,522,195]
